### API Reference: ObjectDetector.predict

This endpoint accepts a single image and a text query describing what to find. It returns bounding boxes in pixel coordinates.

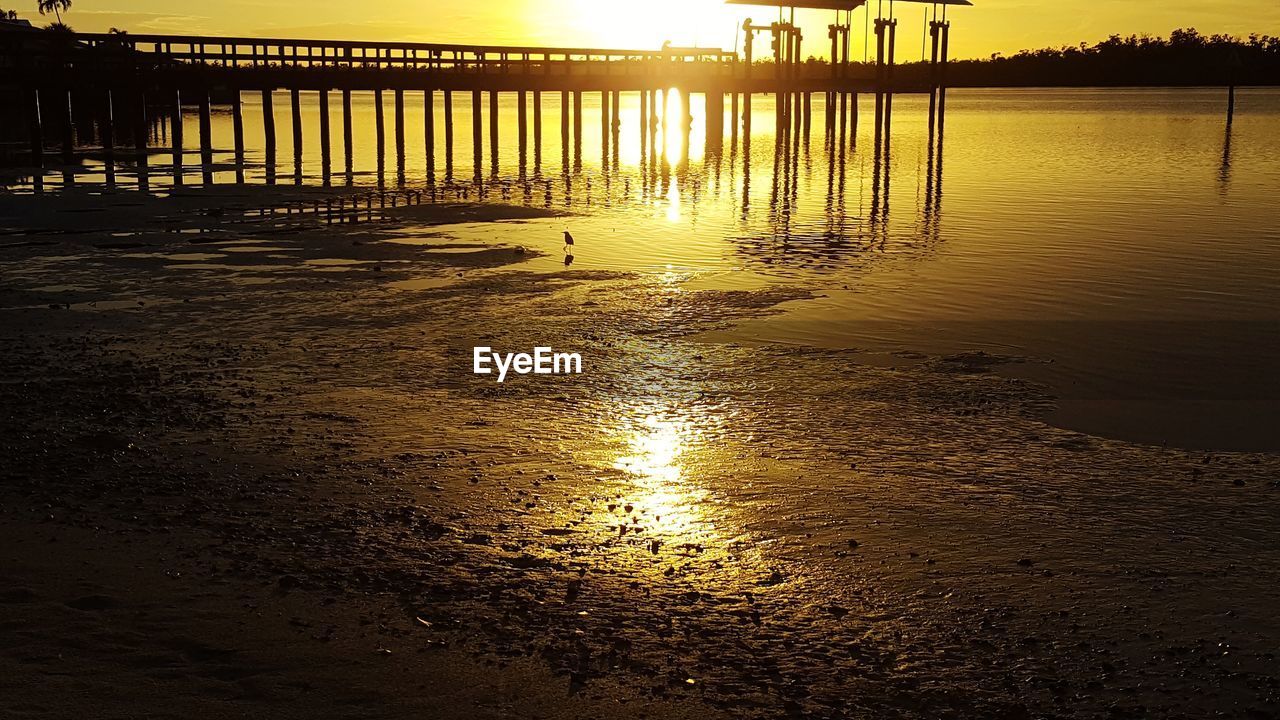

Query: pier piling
[319,89,331,183]
[198,90,213,184]
[342,89,353,177]
[232,90,245,176]
[395,88,406,182]
[425,89,435,178]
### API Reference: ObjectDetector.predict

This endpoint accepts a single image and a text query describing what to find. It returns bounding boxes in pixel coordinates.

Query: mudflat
[2,185,1279,719]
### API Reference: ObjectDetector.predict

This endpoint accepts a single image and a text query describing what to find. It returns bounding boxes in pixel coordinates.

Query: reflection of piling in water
[289,87,302,170]
[198,90,213,185]
[232,90,245,182]
[802,92,811,142]
[470,90,481,181]
[443,90,453,179]
[679,89,691,174]
[600,90,610,168]
[705,92,724,155]
[518,90,528,160]
[611,90,621,168]
[639,89,648,163]
[560,90,570,169]
[572,91,582,170]
[424,90,435,181]
[260,90,274,185]
[342,90,354,179]
[730,92,739,148]
[374,89,387,182]
[1219,123,1233,190]
[741,93,752,218]
[489,91,499,176]
[532,91,542,167]
[395,89,406,184]
[318,89,330,185]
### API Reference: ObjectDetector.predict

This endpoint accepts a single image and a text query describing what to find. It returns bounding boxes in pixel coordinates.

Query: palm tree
[38,0,71,25]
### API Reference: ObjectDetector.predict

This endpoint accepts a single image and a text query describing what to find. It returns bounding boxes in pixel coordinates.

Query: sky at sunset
[7,0,1279,60]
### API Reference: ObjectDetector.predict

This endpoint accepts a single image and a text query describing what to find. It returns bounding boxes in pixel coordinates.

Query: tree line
[899,29,1280,87]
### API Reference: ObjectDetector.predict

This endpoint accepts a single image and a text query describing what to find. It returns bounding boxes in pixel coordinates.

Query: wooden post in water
[394,88,405,182]
[803,92,811,140]
[517,90,528,155]
[938,21,950,122]
[560,90,570,165]
[261,88,275,159]
[375,89,386,179]
[425,89,435,178]
[290,87,303,167]
[471,90,482,180]
[572,91,582,169]
[873,18,887,137]
[29,88,44,169]
[489,91,499,175]
[704,92,722,151]
[444,90,454,178]
[639,89,648,160]
[680,89,691,164]
[133,90,148,188]
[851,92,859,137]
[319,89,331,183]
[731,92,739,146]
[600,90,610,165]
[173,89,186,183]
[232,90,245,178]
[342,89,353,177]
[198,90,213,184]
[532,91,542,165]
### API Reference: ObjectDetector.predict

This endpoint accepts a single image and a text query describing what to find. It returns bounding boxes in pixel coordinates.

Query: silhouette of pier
[0,0,968,183]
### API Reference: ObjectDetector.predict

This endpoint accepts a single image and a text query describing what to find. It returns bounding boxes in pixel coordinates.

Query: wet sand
[3,185,1280,719]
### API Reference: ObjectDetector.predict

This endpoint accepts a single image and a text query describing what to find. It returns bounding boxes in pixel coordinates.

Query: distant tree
[0,7,19,20]
[38,0,71,25]
[889,28,1280,88]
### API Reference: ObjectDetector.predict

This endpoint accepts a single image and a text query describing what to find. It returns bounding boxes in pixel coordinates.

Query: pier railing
[3,31,742,80]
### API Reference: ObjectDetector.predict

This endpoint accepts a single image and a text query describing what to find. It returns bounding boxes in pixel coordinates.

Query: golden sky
[15,0,1280,60]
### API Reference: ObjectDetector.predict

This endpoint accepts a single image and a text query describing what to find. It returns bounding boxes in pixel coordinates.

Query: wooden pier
[0,0,962,181]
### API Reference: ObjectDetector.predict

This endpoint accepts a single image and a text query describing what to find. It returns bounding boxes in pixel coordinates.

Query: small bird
[563,230,575,248]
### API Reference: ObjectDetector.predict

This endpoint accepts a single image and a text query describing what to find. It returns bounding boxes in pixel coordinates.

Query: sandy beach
[2,182,1279,719]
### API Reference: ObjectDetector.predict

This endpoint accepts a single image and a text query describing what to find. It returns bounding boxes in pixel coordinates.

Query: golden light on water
[611,409,709,536]
[663,89,684,166]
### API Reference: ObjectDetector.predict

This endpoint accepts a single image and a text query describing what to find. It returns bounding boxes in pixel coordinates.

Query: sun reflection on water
[611,409,709,537]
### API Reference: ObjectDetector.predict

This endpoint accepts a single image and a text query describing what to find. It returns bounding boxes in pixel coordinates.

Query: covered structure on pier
[726,0,970,82]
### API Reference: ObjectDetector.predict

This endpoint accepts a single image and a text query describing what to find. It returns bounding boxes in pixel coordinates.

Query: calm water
[10,86,1280,449]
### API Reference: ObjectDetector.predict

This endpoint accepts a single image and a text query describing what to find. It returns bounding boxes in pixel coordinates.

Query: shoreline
[4,182,1280,719]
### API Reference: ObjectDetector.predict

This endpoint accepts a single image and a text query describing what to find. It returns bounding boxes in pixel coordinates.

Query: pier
[0,0,969,182]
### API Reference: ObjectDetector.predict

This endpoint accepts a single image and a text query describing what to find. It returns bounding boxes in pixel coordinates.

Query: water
[8,86,1280,449]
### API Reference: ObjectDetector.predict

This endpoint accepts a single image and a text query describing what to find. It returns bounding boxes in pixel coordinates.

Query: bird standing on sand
[563,230,575,266]
[563,230,575,249]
